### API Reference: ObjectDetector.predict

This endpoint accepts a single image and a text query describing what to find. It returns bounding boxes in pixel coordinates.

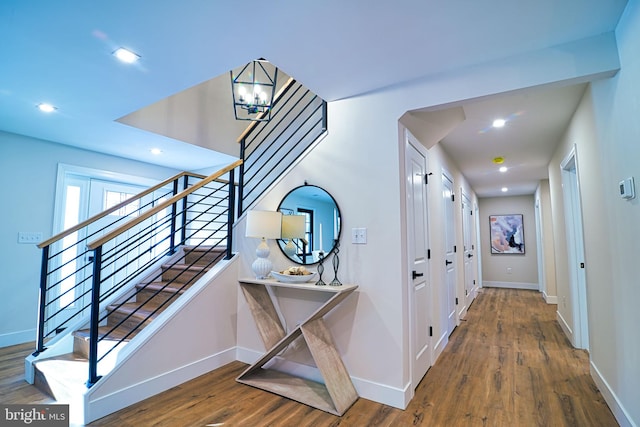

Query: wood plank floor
[0,288,618,426]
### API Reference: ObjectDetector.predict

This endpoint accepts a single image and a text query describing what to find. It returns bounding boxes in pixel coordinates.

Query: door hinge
[473,279,476,285]
[456,297,459,305]
[451,194,455,202]
[427,249,431,259]
[429,326,433,337]
[580,262,585,268]
[465,290,468,296]
[454,245,457,253]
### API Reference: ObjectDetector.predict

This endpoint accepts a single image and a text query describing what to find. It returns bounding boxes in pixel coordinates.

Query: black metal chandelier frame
[230,59,278,122]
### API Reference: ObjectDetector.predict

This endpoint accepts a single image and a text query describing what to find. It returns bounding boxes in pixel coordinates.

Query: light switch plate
[18,232,43,244]
[351,228,367,244]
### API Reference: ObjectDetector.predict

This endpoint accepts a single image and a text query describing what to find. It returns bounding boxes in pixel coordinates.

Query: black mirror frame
[276,184,341,265]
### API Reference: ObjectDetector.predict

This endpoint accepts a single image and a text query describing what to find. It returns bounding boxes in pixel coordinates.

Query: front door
[86,179,152,296]
[405,131,431,390]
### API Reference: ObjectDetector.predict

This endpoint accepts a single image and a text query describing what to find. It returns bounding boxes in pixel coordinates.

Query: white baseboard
[0,328,35,348]
[432,332,448,364]
[556,310,573,344]
[542,292,558,304]
[236,346,409,409]
[85,348,237,424]
[483,281,539,290]
[590,361,637,427]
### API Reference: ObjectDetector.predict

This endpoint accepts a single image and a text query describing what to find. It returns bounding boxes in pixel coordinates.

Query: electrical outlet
[18,232,43,244]
[351,228,367,244]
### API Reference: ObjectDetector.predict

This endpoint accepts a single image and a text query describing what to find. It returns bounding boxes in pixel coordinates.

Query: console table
[237,278,359,416]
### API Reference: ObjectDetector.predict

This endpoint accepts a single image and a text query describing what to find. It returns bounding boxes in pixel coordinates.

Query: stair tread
[136,281,188,294]
[161,263,212,271]
[183,245,226,252]
[107,302,163,319]
[73,325,133,342]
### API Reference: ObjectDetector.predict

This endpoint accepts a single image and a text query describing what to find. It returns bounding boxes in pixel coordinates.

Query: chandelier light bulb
[238,86,247,103]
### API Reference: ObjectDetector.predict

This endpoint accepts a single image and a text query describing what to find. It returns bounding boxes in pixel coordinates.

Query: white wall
[548,2,640,424]
[479,196,539,288]
[0,131,181,347]
[535,180,557,301]
[234,32,620,410]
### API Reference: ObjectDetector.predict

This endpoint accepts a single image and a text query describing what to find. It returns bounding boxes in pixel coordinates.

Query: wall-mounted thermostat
[619,177,635,200]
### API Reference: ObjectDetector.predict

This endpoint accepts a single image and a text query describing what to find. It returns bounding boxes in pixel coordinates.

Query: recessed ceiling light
[37,103,57,113]
[499,166,508,173]
[150,148,162,155]
[501,187,508,192]
[113,47,140,64]
[493,118,506,128]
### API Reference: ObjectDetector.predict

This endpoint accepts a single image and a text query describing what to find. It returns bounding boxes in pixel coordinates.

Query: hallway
[1,288,617,426]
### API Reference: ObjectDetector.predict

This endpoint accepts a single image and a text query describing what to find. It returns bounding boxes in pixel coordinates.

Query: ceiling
[0,0,628,196]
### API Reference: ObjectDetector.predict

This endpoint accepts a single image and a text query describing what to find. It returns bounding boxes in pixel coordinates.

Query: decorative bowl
[270,271,318,283]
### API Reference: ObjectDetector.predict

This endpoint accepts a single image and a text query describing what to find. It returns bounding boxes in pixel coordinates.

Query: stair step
[106,302,162,332]
[184,245,226,265]
[160,263,210,284]
[135,281,186,306]
[34,353,89,402]
[72,326,133,359]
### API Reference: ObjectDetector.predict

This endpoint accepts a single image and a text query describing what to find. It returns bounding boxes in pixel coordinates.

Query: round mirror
[277,185,341,265]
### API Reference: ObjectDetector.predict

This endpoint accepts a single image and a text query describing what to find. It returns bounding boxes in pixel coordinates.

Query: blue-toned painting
[489,214,525,254]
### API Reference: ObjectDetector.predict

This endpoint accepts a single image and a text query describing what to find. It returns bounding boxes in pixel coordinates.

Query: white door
[442,172,457,335]
[462,193,475,307]
[535,197,546,296]
[561,147,589,350]
[405,132,431,390]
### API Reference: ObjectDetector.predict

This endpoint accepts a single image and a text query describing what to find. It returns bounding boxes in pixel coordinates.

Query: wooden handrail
[236,77,296,143]
[86,160,242,250]
[38,171,207,249]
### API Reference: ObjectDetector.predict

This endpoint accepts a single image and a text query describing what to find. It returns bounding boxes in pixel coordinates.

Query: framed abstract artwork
[489,214,525,254]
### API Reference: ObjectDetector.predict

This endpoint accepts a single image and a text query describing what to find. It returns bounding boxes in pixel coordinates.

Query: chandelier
[230,59,278,121]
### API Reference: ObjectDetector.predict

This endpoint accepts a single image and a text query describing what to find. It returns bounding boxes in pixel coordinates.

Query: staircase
[33,245,225,401]
[26,74,328,425]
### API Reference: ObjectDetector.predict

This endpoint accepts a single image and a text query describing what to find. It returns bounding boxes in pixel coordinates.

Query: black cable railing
[84,162,240,386]
[238,79,327,215]
[34,172,204,356]
[34,162,241,388]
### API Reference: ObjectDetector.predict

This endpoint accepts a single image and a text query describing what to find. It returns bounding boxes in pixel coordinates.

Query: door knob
[445,260,453,265]
[412,270,424,280]
[467,254,473,258]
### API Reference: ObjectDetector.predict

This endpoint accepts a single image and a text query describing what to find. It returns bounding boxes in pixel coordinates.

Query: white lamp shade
[246,210,282,239]
[281,215,305,239]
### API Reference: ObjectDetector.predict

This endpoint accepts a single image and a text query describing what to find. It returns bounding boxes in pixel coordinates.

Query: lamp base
[252,238,272,279]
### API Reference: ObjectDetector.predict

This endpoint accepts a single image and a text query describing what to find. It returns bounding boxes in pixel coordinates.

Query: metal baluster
[226,168,235,260]
[34,246,50,356]
[87,246,103,387]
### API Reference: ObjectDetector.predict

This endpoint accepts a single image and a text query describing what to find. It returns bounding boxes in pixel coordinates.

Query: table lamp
[281,214,306,257]
[246,210,282,279]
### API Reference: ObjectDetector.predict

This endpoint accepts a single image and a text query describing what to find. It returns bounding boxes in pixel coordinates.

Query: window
[297,208,313,258]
